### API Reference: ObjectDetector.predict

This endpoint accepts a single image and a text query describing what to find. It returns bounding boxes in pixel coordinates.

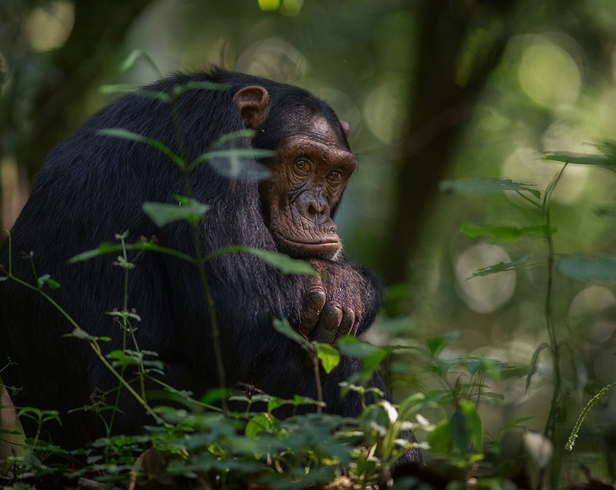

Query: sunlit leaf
[143,199,210,227]
[469,256,528,278]
[37,274,61,289]
[245,413,274,438]
[557,255,616,281]
[461,223,553,241]
[440,179,540,199]
[314,343,340,374]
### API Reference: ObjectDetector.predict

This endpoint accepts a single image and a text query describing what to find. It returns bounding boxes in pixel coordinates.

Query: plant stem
[541,163,567,440]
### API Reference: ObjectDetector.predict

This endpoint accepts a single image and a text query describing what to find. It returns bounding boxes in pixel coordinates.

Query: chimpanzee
[0,68,421,463]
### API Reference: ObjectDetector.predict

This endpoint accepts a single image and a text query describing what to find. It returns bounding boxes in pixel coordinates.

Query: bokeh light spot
[258,0,281,11]
[518,37,581,109]
[25,1,74,52]
[455,244,516,314]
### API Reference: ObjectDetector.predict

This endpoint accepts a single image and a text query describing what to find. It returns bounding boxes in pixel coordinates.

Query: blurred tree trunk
[381,0,518,285]
[1,0,150,229]
[22,0,152,177]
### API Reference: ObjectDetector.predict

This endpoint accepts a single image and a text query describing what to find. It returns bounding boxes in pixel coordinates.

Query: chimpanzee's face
[233,85,356,260]
[258,117,356,260]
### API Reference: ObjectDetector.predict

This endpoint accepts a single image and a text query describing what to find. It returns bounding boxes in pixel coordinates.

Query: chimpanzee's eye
[294,160,310,173]
[327,171,342,182]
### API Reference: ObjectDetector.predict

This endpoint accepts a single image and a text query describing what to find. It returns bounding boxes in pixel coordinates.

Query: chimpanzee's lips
[275,234,341,257]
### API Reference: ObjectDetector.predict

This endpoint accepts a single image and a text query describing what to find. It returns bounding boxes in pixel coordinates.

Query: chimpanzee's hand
[297,259,376,344]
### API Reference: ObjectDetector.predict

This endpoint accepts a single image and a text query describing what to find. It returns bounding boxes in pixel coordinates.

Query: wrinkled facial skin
[260,118,356,260]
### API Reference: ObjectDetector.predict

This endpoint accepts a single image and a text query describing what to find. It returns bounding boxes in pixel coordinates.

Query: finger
[312,304,342,344]
[335,308,355,339]
[299,289,326,337]
[350,318,361,337]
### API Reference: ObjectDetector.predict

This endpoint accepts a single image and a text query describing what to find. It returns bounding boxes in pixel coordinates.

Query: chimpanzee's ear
[233,86,270,129]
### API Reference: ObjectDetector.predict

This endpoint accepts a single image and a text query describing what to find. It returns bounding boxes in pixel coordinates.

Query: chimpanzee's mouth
[274,233,341,258]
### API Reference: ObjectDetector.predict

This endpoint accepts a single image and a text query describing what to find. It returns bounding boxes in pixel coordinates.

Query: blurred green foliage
[3,0,616,484]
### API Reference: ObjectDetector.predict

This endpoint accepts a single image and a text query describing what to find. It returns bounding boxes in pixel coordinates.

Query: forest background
[2,0,616,482]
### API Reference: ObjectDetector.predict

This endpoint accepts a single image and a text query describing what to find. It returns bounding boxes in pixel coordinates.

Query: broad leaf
[461,223,553,241]
[428,420,452,454]
[449,411,471,454]
[315,343,341,374]
[459,400,482,451]
[143,199,210,227]
[440,179,540,199]
[245,413,274,438]
[557,255,616,281]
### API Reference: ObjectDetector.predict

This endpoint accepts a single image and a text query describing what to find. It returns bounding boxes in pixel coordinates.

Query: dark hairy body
[0,68,421,463]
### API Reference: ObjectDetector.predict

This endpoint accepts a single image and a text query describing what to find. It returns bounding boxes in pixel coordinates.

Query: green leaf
[244,248,316,275]
[67,242,121,263]
[427,337,445,355]
[461,223,553,241]
[37,274,61,289]
[544,152,616,166]
[211,129,256,148]
[526,342,550,393]
[143,199,210,227]
[245,413,274,438]
[98,85,172,103]
[557,255,616,281]
[449,410,471,454]
[440,179,540,199]
[469,256,528,278]
[428,420,451,454]
[315,343,341,374]
[205,245,316,275]
[68,241,196,265]
[173,81,229,94]
[119,49,160,75]
[459,400,482,451]
[337,337,390,386]
[98,128,184,168]
[272,318,310,349]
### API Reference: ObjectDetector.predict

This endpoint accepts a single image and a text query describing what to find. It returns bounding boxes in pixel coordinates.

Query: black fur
[0,68,421,463]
